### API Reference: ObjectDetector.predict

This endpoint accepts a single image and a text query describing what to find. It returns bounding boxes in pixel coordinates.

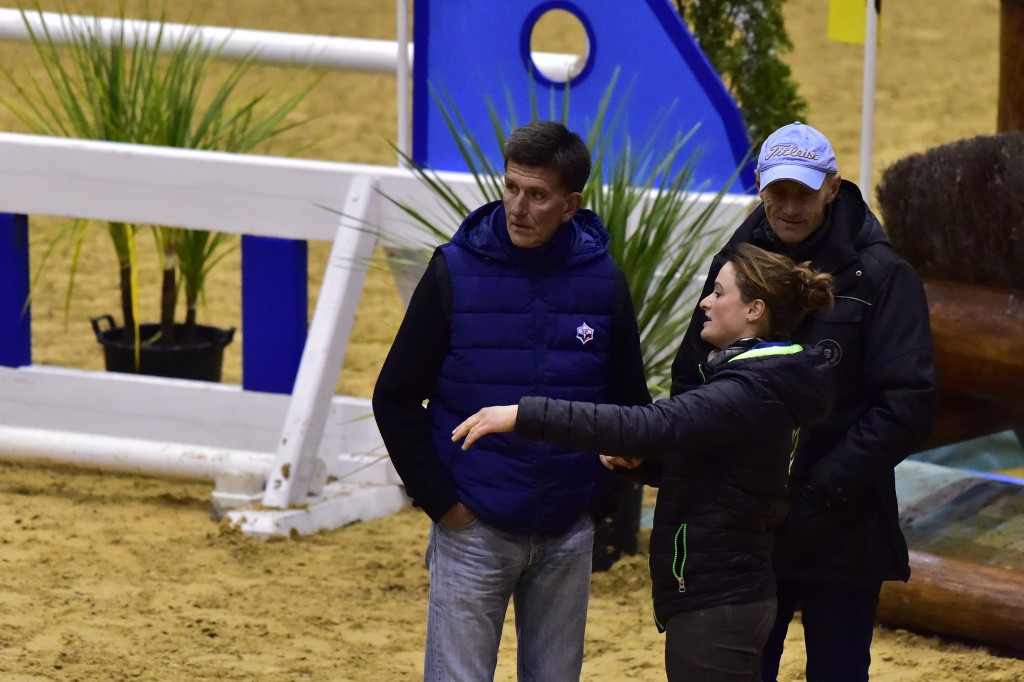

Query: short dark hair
[503,120,591,194]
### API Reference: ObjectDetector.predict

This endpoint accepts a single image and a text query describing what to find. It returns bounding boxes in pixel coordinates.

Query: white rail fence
[0,7,583,74]
[0,6,585,160]
[0,10,753,537]
[0,131,487,536]
[0,131,751,536]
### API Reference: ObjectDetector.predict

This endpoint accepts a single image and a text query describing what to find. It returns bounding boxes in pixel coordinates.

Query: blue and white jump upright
[0,1,752,536]
[413,0,753,190]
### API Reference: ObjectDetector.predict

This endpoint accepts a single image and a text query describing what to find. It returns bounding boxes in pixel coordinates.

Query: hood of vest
[451,200,610,270]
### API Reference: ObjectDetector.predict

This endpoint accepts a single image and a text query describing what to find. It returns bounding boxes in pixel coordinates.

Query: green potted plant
[0,2,316,381]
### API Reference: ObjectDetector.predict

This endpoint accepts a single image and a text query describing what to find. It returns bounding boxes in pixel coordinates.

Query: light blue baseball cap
[757,122,838,190]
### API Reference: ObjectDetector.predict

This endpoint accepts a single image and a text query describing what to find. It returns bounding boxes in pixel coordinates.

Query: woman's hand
[451,405,518,450]
[599,455,643,470]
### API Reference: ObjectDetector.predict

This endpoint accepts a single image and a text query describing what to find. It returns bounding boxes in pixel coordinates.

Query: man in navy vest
[374,120,650,681]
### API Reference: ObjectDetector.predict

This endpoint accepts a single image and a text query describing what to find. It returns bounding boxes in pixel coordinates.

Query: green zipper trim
[672,523,688,593]
[726,343,804,363]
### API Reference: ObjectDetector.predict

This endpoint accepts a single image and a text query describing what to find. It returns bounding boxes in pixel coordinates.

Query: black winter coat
[517,341,834,629]
[670,180,939,585]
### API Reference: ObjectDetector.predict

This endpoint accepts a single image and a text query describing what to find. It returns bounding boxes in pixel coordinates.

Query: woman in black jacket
[452,243,836,682]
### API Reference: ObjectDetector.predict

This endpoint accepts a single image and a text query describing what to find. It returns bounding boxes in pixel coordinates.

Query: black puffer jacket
[517,341,834,629]
[670,180,939,585]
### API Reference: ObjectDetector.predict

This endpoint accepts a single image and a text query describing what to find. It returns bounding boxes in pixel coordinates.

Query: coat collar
[744,180,885,294]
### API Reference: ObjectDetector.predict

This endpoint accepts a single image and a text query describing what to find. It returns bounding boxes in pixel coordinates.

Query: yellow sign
[828,0,867,44]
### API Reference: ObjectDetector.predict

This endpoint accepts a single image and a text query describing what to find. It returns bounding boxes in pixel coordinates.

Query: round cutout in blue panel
[522,3,595,87]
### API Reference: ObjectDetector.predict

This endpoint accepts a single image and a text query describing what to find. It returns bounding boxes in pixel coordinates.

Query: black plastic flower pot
[90,314,235,383]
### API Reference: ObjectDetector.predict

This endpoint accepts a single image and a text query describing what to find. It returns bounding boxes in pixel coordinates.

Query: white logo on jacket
[576,322,594,345]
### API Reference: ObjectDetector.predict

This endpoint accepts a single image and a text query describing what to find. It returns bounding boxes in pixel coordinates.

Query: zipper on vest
[673,523,688,593]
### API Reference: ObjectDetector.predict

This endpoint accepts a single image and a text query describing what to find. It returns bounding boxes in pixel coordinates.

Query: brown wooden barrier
[999,0,1024,132]
[878,550,1024,652]
[923,279,1024,448]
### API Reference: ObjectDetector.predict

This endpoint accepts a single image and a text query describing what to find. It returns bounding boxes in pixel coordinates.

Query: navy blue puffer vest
[428,201,618,536]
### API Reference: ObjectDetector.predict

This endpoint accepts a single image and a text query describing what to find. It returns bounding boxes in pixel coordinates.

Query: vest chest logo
[816,338,843,367]
[576,322,595,345]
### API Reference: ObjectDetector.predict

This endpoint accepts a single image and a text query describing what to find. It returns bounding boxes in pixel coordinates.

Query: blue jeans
[423,515,594,682]
[761,579,881,682]
[664,598,777,682]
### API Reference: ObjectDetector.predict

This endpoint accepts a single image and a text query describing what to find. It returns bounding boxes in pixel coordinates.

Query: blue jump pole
[0,213,31,368]
[240,235,308,394]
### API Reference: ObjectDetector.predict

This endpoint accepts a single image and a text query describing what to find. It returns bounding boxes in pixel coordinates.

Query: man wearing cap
[668,122,938,682]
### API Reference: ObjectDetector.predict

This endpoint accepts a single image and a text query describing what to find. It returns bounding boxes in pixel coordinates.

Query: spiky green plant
[0,2,316,351]
[384,76,743,394]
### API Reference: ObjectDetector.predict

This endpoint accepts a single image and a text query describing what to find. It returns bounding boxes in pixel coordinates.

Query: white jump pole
[0,8,404,72]
[0,425,273,480]
[0,9,580,81]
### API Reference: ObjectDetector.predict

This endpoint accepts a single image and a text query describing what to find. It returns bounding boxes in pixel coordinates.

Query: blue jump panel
[0,213,31,367]
[413,0,755,193]
[241,235,308,394]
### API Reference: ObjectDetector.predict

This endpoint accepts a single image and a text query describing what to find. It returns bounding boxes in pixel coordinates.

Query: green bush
[674,0,807,145]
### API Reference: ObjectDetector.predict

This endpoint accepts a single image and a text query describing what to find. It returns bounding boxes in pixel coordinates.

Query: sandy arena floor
[3,0,1023,679]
